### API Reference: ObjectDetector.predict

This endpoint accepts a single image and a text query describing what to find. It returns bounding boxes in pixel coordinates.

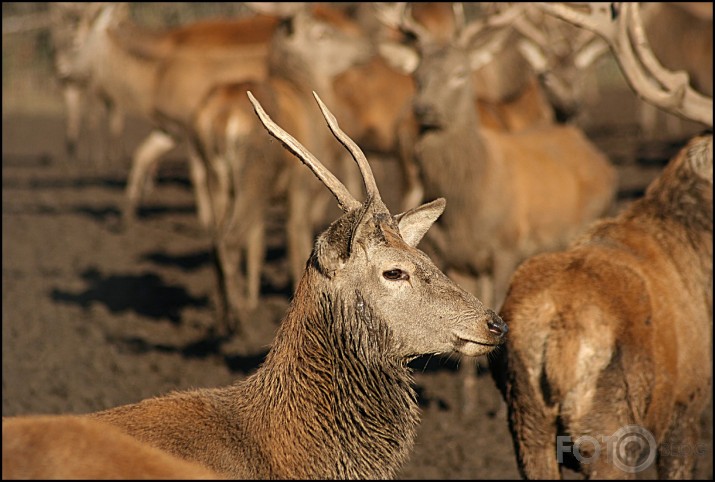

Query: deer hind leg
[504,360,562,479]
[106,102,126,165]
[187,148,213,231]
[245,218,265,311]
[214,232,246,337]
[123,130,177,227]
[656,402,703,479]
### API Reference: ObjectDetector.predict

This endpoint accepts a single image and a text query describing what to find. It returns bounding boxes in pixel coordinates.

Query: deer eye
[383,269,409,281]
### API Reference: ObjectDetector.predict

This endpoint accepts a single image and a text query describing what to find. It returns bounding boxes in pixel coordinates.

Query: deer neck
[239,269,419,478]
[415,96,494,228]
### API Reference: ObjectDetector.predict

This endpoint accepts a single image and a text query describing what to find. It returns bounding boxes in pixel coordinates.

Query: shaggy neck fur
[236,267,419,479]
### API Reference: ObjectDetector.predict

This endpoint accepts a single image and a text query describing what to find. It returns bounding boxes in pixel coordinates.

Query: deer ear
[311,213,357,278]
[395,198,446,247]
[378,41,420,74]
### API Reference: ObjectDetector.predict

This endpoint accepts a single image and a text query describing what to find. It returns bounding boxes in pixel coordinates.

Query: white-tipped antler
[536,2,712,127]
[310,92,381,203]
[249,91,385,211]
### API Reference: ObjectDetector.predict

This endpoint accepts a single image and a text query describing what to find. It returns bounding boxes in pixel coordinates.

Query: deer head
[247,3,373,83]
[376,2,523,131]
[248,90,507,359]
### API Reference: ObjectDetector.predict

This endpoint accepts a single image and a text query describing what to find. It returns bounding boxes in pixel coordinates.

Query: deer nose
[413,101,434,121]
[487,312,508,338]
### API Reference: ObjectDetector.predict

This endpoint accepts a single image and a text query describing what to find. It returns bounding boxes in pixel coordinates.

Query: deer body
[492,134,713,479]
[2,415,224,479]
[491,4,714,479]
[392,36,616,308]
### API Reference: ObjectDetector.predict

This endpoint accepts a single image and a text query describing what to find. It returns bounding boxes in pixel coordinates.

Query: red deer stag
[1,91,508,479]
[492,2,713,478]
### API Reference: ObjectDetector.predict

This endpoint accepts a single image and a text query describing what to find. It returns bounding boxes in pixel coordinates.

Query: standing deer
[1,91,508,479]
[492,2,713,478]
[50,2,280,226]
[372,2,559,211]
[187,4,373,333]
[378,3,617,313]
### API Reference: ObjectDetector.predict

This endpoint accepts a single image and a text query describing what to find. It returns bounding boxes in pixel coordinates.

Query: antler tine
[535,2,616,39]
[458,3,524,48]
[247,91,361,212]
[536,2,712,127]
[374,2,433,44]
[452,3,466,37]
[311,91,382,204]
[623,3,711,125]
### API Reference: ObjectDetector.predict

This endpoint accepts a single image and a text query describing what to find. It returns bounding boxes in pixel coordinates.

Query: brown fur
[2,415,224,479]
[492,134,713,479]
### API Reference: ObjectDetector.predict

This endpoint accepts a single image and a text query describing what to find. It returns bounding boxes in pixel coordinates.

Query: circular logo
[610,425,657,473]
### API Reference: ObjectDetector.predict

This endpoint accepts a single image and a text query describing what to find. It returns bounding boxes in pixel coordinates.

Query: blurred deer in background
[189,4,372,334]
[492,2,713,478]
[47,2,279,226]
[637,2,713,141]
[378,2,617,313]
[374,2,562,211]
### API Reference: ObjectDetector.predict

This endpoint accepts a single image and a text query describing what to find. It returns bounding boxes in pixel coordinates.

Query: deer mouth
[418,123,442,135]
[453,335,502,357]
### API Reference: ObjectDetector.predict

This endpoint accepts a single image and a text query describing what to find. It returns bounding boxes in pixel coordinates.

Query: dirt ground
[2,82,712,479]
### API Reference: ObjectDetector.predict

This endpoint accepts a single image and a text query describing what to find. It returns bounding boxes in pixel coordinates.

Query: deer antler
[536,2,713,127]
[247,91,361,212]
[373,2,434,44]
[311,92,381,204]
[457,3,525,48]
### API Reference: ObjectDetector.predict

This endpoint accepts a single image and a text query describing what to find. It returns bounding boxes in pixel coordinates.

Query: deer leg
[287,176,316,291]
[62,83,83,162]
[187,147,214,231]
[246,218,265,311]
[511,407,562,479]
[491,250,519,313]
[446,268,491,418]
[214,232,246,337]
[657,404,702,479]
[107,102,125,165]
[123,130,176,227]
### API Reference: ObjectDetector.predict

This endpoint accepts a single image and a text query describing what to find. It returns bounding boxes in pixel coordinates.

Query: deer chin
[452,335,502,357]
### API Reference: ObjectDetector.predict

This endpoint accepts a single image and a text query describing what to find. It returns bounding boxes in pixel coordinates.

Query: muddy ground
[2,84,712,479]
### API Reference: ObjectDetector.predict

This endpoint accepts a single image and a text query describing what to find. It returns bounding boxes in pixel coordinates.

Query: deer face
[412,44,475,131]
[314,198,507,361]
[270,5,372,81]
